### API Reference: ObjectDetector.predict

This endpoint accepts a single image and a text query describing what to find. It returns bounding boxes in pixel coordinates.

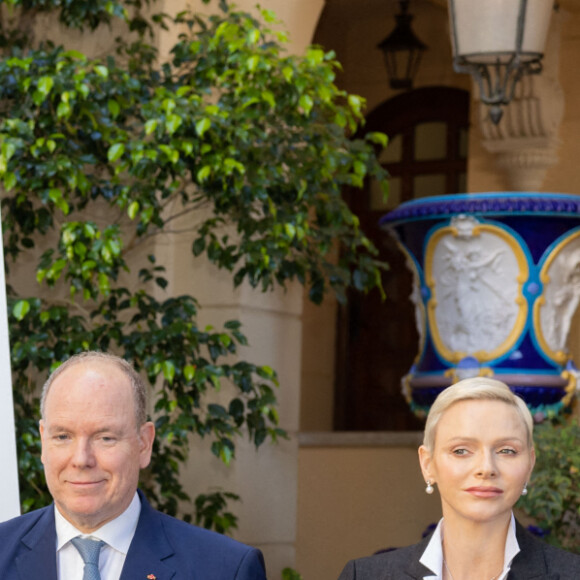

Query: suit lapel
[405,560,438,579]
[120,492,176,580]
[15,506,58,580]
[404,538,436,579]
[507,521,550,579]
[400,521,550,580]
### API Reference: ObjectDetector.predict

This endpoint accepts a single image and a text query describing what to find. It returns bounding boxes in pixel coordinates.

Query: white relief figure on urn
[538,234,580,356]
[428,215,522,357]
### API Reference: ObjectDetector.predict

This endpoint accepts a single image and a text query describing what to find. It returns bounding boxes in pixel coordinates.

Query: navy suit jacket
[0,491,267,580]
[338,521,580,579]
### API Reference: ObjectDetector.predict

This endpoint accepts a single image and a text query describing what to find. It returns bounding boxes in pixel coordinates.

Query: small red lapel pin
[147,575,156,579]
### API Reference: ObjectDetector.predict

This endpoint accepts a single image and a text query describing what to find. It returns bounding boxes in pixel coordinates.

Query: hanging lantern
[447,0,554,124]
[378,0,427,91]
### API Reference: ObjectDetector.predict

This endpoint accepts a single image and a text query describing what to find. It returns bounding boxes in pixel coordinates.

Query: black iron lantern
[378,0,427,91]
[447,0,554,124]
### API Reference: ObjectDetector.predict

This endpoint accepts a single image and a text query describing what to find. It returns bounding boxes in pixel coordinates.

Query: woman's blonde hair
[422,377,534,453]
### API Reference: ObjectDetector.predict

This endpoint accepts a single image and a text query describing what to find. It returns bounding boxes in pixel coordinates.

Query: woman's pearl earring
[521,483,528,496]
[425,480,434,495]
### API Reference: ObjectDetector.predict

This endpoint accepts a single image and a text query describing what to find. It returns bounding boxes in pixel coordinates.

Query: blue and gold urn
[381,192,580,420]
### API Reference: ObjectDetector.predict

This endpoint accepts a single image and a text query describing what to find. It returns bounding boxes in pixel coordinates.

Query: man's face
[40,361,155,533]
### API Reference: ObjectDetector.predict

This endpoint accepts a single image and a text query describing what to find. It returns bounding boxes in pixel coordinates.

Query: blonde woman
[338,377,580,579]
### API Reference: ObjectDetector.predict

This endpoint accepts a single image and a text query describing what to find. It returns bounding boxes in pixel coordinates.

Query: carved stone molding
[478,10,565,191]
[493,147,560,192]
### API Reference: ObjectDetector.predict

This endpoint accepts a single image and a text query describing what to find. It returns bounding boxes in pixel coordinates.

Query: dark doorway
[335,86,470,431]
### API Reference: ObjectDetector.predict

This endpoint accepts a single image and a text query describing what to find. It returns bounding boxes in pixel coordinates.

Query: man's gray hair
[40,351,147,426]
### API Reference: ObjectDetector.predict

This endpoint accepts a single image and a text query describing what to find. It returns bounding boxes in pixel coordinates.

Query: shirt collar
[419,513,520,580]
[55,491,141,555]
[503,513,520,575]
[419,518,443,579]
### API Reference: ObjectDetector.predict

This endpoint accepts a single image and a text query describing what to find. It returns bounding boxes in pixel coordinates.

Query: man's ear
[418,445,435,484]
[39,420,46,465]
[138,421,155,469]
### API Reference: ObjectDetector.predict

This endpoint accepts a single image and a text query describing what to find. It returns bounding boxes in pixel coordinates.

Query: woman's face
[419,399,535,526]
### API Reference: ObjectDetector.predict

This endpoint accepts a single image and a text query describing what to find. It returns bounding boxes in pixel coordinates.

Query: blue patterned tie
[71,537,105,580]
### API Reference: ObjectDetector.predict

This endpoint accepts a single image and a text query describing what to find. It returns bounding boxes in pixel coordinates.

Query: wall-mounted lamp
[378,0,427,91]
[447,0,554,124]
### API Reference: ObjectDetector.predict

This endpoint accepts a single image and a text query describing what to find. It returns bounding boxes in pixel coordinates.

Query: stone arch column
[158,1,325,577]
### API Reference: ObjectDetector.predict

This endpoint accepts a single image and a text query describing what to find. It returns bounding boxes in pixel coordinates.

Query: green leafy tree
[518,416,580,553]
[1,0,388,528]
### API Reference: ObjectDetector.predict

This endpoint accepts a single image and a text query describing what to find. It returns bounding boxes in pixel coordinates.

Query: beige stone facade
[18,1,580,579]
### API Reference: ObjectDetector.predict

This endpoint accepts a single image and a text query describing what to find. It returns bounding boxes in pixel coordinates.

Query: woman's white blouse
[419,513,520,580]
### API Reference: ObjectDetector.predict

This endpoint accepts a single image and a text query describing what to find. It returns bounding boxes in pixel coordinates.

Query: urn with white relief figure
[381,192,580,419]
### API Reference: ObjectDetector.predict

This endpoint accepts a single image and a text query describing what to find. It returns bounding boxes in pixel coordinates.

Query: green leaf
[145,119,158,135]
[282,568,304,580]
[246,55,259,72]
[159,145,180,164]
[347,94,364,116]
[94,65,109,78]
[366,132,388,147]
[306,48,325,65]
[49,188,69,214]
[197,166,211,182]
[195,118,211,137]
[37,76,54,97]
[166,114,183,135]
[12,300,30,321]
[63,49,86,60]
[128,201,140,220]
[247,28,260,44]
[57,101,71,119]
[3,172,17,191]
[98,271,110,295]
[261,90,275,109]
[162,360,176,384]
[353,160,366,177]
[258,365,275,379]
[108,99,121,118]
[2,141,16,162]
[183,364,196,381]
[107,143,125,162]
[162,98,176,115]
[299,94,313,116]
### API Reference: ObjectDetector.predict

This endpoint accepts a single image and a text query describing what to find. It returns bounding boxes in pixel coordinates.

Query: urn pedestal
[380,192,580,419]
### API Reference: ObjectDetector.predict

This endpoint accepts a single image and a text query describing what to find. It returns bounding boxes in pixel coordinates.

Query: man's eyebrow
[44,424,123,434]
[93,428,123,435]
[44,423,69,432]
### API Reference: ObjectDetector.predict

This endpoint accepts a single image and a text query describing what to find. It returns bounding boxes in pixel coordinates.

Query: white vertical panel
[0,221,20,521]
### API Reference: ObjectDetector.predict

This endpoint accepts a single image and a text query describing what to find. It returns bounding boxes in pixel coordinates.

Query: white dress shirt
[55,492,141,580]
[419,513,520,580]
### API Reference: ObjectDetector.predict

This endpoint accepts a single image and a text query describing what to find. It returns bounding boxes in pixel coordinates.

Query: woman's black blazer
[338,521,580,579]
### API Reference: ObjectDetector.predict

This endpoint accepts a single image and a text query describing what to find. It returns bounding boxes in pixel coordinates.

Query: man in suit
[0,351,267,579]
